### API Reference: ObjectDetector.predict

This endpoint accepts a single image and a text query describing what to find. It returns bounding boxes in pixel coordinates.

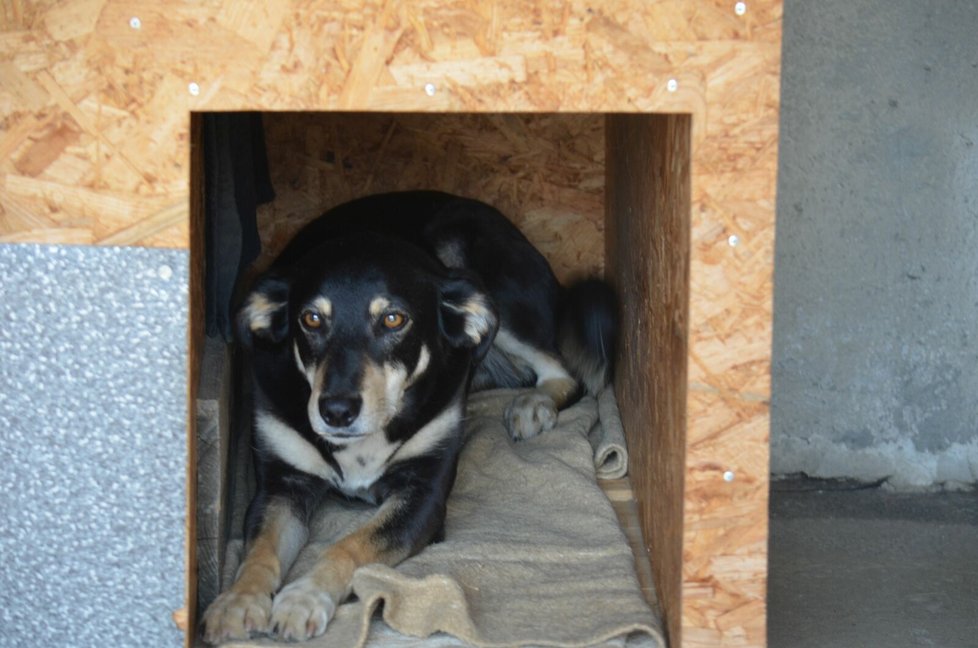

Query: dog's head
[238,235,497,445]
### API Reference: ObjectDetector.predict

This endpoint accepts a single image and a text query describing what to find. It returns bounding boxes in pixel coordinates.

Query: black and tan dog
[202,191,617,643]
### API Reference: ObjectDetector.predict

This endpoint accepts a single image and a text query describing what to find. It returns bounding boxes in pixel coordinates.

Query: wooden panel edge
[185,112,204,647]
[606,113,692,647]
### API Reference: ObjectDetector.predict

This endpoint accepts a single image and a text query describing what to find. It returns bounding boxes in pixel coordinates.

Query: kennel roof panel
[1,0,780,246]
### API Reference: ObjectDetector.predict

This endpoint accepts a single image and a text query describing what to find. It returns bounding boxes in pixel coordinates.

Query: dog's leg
[202,499,308,644]
[269,490,428,641]
[493,329,579,441]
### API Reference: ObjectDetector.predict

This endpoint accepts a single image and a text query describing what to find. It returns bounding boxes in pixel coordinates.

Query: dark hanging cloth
[203,113,275,341]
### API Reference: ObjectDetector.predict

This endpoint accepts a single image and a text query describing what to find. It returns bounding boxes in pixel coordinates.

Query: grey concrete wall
[0,244,188,646]
[772,0,978,489]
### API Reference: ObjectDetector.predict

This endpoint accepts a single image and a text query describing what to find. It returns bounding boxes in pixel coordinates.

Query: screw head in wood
[735,2,747,16]
[188,82,200,96]
[728,234,740,247]
[424,83,437,96]
[723,471,735,482]
[129,16,142,29]
[666,79,678,92]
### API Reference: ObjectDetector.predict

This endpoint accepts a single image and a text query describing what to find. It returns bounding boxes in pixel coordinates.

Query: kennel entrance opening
[188,110,749,648]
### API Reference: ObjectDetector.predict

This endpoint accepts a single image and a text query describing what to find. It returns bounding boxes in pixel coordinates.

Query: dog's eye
[382,311,408,330]
[301,310,323,330]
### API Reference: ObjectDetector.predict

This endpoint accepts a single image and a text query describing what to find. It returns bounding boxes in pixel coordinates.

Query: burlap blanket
[223,388,664,648]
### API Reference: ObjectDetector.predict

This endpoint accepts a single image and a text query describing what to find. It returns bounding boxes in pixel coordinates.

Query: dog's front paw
[271,578,337,641]
[504,392,558,441]
[201,590,273,644]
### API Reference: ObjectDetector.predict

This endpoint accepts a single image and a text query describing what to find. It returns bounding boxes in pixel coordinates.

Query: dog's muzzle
[319,394,362,429]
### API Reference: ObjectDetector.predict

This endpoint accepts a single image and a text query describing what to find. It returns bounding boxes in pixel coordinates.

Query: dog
[202,191,617,643]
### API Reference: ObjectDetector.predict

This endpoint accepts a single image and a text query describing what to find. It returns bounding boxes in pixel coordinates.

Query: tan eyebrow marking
[311,297,332,318]
[368,296,390,318]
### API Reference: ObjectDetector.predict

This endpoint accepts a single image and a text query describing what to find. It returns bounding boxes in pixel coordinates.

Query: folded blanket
[591,386,630,480]
[224,388,664,648]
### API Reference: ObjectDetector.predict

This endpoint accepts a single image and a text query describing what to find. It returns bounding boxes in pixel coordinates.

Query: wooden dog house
[0,2,781,646]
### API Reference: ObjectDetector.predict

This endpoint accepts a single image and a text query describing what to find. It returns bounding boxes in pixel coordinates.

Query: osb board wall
[256,112,604,282]
[0,1,780,248]
[608,109,773,647]
[0,2,781,647]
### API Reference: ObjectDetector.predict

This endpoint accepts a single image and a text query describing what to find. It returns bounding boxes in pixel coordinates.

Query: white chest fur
[332,432,400,500]
[255,403,462,502]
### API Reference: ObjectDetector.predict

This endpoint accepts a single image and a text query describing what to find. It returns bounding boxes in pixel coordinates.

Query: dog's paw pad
[271,578,337,641]
[201,590,272,644]
[504,392,558,441]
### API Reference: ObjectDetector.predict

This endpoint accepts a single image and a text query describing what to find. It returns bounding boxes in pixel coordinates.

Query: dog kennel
[0,2,781,646]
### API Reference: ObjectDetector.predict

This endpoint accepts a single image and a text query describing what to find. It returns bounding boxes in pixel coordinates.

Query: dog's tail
[557,278,619,397]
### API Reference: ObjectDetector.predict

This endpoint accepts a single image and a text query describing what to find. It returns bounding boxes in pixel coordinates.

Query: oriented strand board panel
[607,110,774,647]
[0,3,781,648]
[0,1,780,247]
[255,112,605,283]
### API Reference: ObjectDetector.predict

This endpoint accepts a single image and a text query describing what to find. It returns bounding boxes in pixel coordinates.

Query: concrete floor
[768,478,978,648]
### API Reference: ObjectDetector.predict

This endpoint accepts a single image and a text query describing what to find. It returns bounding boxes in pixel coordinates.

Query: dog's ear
[439,275,498,361]
[236,274,291,346]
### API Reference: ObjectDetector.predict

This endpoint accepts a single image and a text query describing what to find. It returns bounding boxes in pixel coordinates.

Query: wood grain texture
[255,112,605,283]
[0,2,781,646]
[185,112,204,648]
[0,1,780,247]
[606,105,775,645]
[606,114,692,647]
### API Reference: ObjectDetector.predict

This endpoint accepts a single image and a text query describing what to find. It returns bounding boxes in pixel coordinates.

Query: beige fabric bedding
[223,388,664,648]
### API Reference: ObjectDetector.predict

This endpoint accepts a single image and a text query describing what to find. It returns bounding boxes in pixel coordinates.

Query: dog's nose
[319,395,362,428]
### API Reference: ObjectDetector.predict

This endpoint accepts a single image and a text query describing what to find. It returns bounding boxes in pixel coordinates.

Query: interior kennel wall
[0,3,782,647]
[252,112,606,279]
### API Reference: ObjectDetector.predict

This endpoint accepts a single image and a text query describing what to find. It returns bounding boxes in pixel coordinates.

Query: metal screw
[158,265,173,281]
[666,79,678,92]
[728,234,740,247]
[129,16,142,29]
[188,82,200,96]
[424,83,437,96]
[735,2,747,16]
[723,471,735,482]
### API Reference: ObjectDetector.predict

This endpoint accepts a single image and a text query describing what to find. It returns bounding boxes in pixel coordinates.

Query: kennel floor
[601,478,662,618]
